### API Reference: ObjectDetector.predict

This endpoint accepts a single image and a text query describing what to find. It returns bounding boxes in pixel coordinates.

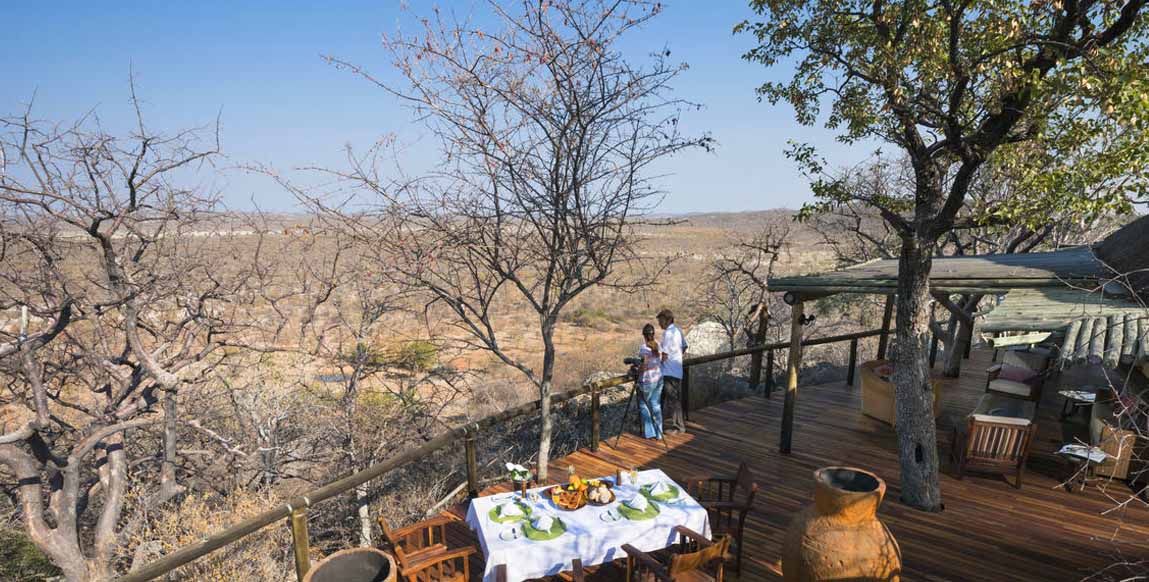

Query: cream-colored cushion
[1002,350,1046,372]
[988,378,1033,397]
[971,413,1031,427]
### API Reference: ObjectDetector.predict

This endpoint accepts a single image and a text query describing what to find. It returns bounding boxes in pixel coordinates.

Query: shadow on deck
[444,349,1149,581]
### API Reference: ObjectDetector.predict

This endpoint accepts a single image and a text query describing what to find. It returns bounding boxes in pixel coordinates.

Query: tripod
[613,377,669,451]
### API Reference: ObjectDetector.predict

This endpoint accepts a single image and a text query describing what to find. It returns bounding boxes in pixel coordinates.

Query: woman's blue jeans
[637,379,664,439]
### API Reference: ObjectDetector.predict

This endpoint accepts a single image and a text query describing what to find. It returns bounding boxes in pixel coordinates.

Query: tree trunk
[156,391,182,504]
[942,317,972,377]
[356,484,372,547]
[537,325,556,483]
[892,237,943,511]
[748,303,770,390]
[941,294,981,377]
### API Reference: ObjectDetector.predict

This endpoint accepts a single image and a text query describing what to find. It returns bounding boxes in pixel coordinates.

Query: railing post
[877,295,894,360]
[681,366,691,422]
[749,349,763,392]
[590,384,601,452]
[846,338,858,386]
[780,301,805,454]
[929,334,939,369]
[765,350,775,397]
[464,430,479,498]
[289,506,311,582]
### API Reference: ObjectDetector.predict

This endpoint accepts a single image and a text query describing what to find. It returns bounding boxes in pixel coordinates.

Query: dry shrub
[124,490,292,581]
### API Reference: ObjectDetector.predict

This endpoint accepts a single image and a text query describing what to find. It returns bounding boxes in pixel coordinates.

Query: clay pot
[303,547,396,582]
[782,466,901,582]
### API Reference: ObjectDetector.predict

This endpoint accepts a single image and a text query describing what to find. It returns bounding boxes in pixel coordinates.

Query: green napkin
[618,500,660,521]
[641,483,680,502]
[522,517,566,541]
[488,501,532,523]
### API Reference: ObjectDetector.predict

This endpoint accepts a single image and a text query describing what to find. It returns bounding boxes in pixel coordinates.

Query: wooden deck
[452,349,1149,581]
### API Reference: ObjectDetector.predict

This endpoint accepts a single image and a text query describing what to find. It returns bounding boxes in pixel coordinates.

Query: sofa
[1090,388,1144,480]
[860,359,944,426]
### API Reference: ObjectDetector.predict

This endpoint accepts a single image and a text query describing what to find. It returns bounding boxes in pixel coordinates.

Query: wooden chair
[495,559,585,582]
[685,462,757,573]
[399,546,475,582]
[379,515,477,582]
[985,349,1051,402]
[952,414,1037,489]
[623,527,730,582]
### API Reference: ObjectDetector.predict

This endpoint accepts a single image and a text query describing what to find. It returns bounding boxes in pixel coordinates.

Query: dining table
[464,468,712,582]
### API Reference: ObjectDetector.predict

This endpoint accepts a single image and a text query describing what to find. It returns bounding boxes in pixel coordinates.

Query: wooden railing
[117,327,888,582]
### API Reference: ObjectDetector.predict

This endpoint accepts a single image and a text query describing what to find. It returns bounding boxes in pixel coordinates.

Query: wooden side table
[1056,444,1112,493]
[1058,387,1098,420]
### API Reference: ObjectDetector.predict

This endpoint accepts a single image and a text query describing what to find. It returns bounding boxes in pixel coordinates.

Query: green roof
[768,246,1109,295]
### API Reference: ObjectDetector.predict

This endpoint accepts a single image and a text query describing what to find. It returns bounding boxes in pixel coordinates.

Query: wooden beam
[988,332,1052,348]
[1120,314,1137,365]
[877,295,894,360]
[1105,315,1122,369]
[932,292,974,327]
[780,302,804,454]
[1089,317,1106,365]
[783,290,839,305]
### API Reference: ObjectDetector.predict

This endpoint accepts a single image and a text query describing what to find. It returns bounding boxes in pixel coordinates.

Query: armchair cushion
[988,378,1034,397]
[1002,350,1048,372]
[997,365,1040,384]
[970,413,1031,427]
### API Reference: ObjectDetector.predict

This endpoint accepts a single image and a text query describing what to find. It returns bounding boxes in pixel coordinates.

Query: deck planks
[451,349,1148,581]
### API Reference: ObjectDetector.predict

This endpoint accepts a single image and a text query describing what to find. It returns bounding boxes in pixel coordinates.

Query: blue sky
[2,1,872,214]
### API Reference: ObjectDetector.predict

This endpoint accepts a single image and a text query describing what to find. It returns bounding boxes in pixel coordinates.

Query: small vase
[782,466,901,582]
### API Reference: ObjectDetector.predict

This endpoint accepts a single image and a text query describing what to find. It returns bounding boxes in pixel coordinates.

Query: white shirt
[638,343,662,384]
[659,323,687,379]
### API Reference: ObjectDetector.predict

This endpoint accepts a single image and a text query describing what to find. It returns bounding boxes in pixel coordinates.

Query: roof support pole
[877,295,894,360]
[780,300,804,454]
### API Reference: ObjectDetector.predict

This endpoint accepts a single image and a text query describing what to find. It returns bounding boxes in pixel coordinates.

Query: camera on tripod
[623,357,642,380]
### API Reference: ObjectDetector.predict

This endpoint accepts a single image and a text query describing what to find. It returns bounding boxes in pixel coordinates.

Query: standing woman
[637,324,664,440]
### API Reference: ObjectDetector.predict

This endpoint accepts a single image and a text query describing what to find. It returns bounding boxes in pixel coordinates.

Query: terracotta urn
[782,466,901,582]
[303,547,396,582]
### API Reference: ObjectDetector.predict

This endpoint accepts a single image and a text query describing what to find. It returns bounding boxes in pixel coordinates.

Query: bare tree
[294,265,468,548]
[700,222,791,354]
[290,0,710,481]
[0,93,261,580]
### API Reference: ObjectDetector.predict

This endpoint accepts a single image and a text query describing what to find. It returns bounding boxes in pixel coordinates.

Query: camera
[623,357,642,381]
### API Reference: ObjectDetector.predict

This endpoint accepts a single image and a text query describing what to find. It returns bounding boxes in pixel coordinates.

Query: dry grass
[123,489,293,581]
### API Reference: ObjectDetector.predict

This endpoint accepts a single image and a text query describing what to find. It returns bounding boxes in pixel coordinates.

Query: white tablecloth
[465,469,711,582]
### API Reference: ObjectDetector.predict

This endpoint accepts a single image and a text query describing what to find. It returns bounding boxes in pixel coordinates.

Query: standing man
[656,309,688,435]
